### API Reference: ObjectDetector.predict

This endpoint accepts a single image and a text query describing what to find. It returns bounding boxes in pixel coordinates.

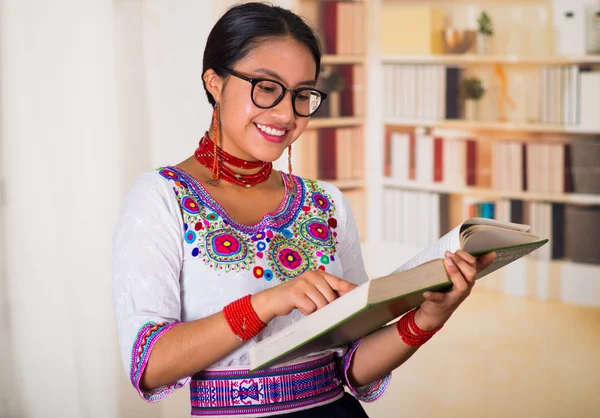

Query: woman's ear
[203,69,224,104]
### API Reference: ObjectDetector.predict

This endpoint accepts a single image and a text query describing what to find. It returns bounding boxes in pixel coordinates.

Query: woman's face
[211,36,317,163]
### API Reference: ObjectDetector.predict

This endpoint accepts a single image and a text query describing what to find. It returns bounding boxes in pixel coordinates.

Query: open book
[248,217,548,372]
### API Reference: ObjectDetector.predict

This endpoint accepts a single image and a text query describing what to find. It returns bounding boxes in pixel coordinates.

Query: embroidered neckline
[163,166,304,234]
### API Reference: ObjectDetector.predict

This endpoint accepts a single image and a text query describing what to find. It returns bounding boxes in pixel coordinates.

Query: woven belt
[189,354,344,417]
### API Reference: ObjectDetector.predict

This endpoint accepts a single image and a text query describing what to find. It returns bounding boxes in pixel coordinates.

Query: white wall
[0,47,20,418]
[141,0,215,171]
[1,1,121,416]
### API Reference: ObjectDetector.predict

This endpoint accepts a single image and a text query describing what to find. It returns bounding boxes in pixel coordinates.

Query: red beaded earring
[287,144,293,177]
[208,105,220,186]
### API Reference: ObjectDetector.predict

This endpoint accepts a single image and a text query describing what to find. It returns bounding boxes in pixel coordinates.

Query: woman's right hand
[251,270,357,323]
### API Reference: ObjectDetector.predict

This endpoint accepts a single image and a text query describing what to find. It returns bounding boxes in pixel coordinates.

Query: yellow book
[380,6,444,55]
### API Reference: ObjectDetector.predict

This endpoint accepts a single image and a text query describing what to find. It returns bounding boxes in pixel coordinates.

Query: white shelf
[323,55,366,65]
[381,54,600,65]
[382,179,600,205]
[308,117,364,129]
[384,118,600,135]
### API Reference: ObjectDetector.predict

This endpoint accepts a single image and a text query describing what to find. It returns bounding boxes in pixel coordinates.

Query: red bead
[194,133,273,188]
[407,308,442,337]
[395,308,442,347]
[223,295,266,341]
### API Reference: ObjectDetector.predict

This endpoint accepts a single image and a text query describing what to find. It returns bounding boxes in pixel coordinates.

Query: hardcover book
[249,217,548,372]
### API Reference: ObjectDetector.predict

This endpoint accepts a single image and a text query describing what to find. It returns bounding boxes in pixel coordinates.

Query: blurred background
[1,0,599,417]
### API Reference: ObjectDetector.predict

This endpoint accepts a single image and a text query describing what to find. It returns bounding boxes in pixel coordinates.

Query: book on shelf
[381,183,595,265]
[303,0,364,56]
[384,131,593,196]
[383,64,461,120]
[296,127,363,182]
[382,188,450,247]
[248,217,548,372]
[379,5,444,55]
[385,131,479,188]
[313,64,364,119]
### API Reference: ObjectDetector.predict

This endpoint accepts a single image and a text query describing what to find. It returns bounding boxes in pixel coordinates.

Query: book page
[462,226,540,253]
[463,217,531,233]
[391,224,462,274]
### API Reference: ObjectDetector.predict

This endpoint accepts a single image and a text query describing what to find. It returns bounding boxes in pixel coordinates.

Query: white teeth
[257,123,285,137]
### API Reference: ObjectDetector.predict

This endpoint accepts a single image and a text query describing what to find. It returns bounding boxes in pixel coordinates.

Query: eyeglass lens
[253,80,322,116]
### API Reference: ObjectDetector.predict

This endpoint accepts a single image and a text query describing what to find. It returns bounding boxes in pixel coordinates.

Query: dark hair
[202,2,322,107]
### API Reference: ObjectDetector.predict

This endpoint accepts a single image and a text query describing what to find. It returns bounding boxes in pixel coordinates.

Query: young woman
[112,3,496,417]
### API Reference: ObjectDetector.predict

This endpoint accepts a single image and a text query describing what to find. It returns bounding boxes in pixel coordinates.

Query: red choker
[194,132,273,188]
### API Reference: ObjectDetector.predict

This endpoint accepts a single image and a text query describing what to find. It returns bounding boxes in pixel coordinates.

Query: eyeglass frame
[216,67,328,117]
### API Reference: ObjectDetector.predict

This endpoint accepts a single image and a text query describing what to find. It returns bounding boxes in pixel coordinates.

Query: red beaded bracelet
[223,294,266,341]
[396,308,443,347]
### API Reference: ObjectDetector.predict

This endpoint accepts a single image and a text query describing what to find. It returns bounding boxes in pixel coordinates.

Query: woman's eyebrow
[252,68,315,87]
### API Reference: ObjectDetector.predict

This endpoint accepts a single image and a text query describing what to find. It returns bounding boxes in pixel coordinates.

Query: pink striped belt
[189,354,344,417]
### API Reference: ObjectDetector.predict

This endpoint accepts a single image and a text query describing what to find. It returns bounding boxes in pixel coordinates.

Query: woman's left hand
[414,250,497,331]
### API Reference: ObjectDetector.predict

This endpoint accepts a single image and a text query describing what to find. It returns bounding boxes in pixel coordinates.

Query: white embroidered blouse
[112,167,390,403]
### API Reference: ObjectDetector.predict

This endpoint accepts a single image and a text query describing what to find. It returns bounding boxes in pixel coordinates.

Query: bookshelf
[360,0,600,307]
[382,179,600,206]
[291,0,370,239]
[307,116,365,129]
[323,54,366,65]
[286,0,600,306]
[384,119,600,135]
[382,54,600,65]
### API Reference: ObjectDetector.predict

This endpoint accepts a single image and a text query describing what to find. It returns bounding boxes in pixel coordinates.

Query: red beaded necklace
[194,132,273,188]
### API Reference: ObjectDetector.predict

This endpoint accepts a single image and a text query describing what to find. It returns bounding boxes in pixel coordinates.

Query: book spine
[433,136,443,183]
[466,139,477,186]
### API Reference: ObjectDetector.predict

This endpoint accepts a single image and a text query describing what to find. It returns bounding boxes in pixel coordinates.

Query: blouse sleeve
[335,191,391,403]
[112,172,189,402]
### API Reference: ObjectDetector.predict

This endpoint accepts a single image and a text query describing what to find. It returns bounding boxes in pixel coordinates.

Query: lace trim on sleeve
[341,339,391,403]
[130,321,189,402]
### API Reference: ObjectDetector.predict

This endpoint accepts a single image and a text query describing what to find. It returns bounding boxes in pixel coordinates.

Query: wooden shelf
[384,118,600,135]
[308,117,364,129]
[328,179,365,190]
[381,54,600,65]
[382,179,600,205]
[323,55,365,65]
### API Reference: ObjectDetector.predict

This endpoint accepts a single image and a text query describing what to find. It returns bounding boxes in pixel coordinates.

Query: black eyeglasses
[218,68,327,117]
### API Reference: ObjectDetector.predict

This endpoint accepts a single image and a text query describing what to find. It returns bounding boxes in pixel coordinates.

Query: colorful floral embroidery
[312,192,331,211]
[159,168,180,181]
[270,239,310,280]
[184,229,197,244]
[204,229,251,272]
[253,266,264,279]
[300,218,333,247]
[252,231,266,241]
[182,196,201,215]
[158,168,339,282]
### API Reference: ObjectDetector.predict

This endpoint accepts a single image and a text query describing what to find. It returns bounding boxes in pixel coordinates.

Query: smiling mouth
[255,123,288,137]
[254,123,290,144]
